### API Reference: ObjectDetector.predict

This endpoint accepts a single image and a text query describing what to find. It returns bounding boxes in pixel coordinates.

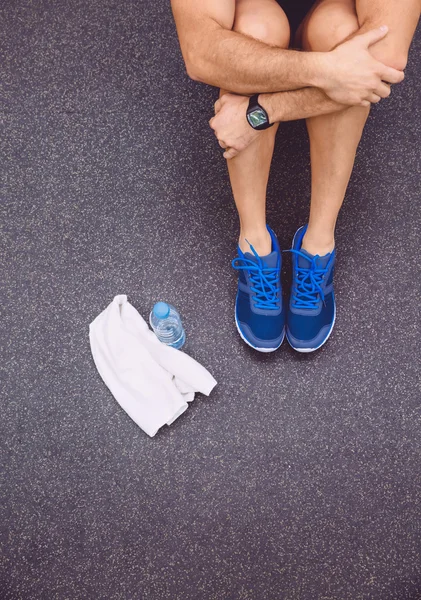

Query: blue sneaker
[286,225,336,353]
[232,226,285,352]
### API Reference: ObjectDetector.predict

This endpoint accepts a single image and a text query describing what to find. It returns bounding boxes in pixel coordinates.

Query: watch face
[248,107,267,128]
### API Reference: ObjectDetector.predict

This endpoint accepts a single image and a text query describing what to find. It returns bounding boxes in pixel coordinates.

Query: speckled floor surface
[1,2,420,599]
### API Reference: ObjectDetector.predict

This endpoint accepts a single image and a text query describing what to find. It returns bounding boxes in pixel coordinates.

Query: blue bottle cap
[153,302,170,319]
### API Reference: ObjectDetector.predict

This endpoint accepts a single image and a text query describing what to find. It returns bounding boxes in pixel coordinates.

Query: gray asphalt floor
[1,2,420,599]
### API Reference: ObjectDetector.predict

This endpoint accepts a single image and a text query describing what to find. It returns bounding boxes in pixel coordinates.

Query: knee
[302,5,359,52]
[373,49,408,73]
[358,22,408,71]
[234,0,290,48]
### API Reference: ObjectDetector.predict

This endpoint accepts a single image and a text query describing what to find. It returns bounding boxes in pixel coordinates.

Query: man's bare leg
[222,0,290,256]
[300,0,367,255]
[300,0,419,256]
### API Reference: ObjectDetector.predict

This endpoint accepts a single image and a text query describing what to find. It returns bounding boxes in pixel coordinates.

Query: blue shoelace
[288,249,329,310]
[232,242,280,310]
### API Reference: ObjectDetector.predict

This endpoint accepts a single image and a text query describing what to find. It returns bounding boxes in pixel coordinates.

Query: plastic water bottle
[149,302,186,349]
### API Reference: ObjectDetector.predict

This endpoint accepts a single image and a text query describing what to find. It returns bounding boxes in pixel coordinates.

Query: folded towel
[89,295,217,437]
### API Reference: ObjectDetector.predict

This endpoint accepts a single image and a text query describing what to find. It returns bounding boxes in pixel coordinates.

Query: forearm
[259,88,346,123]
[183,27,327,94]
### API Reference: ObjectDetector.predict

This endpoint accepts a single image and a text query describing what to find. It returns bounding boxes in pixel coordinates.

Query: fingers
[374,82,391,99]
[223,147,238,160]
[358,25,389,48]
[210,98,224,129]
[362,84,390,106]
[380,65,405,85]
[214,99,222,114]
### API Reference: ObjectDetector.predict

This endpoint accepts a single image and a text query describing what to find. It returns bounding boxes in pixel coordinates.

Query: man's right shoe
[231,226,285,352]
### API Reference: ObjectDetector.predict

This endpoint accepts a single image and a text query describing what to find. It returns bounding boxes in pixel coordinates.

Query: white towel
[89,295,217,437]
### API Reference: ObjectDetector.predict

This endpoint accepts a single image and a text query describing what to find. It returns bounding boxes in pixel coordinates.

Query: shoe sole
[235,314,285,353]
[286,304,336,353]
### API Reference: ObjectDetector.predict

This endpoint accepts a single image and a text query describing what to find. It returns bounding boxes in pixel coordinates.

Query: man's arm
[171,0,321,93]
[261,88,346,121]
[171,0,404,104]
[209,90,347,160]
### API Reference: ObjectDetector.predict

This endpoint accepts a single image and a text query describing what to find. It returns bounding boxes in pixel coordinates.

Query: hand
[209,94,261,159]
[321,26,404,106]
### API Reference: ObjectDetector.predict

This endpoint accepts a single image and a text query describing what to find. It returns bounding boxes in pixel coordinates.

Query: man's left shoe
[286,225,336,353]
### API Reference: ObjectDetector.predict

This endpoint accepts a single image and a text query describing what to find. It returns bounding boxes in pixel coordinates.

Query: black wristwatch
[246,94,273,130]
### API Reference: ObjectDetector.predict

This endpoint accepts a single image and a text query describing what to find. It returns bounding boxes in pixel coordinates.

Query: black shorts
[278,0,317,35]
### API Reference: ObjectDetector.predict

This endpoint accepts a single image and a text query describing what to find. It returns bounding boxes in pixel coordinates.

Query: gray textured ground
[1,1,420,599]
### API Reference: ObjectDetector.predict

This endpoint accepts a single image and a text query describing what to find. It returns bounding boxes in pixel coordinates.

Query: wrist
[306,52,333,89]
[258,94,279,123]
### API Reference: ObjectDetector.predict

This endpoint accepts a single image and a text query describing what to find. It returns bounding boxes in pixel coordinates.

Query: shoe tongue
[245,250,278,268]
[298,248,331,269]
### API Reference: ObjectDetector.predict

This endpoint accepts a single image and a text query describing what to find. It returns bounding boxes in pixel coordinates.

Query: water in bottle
[149,302,186,349]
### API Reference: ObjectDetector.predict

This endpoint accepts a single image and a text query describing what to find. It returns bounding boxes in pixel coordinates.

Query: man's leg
[285,0,419,352]
[223,0,290,256]
[222,0,290,352]
[300,0,419,256]
[300,0,365,255]
[285,1,364,352]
